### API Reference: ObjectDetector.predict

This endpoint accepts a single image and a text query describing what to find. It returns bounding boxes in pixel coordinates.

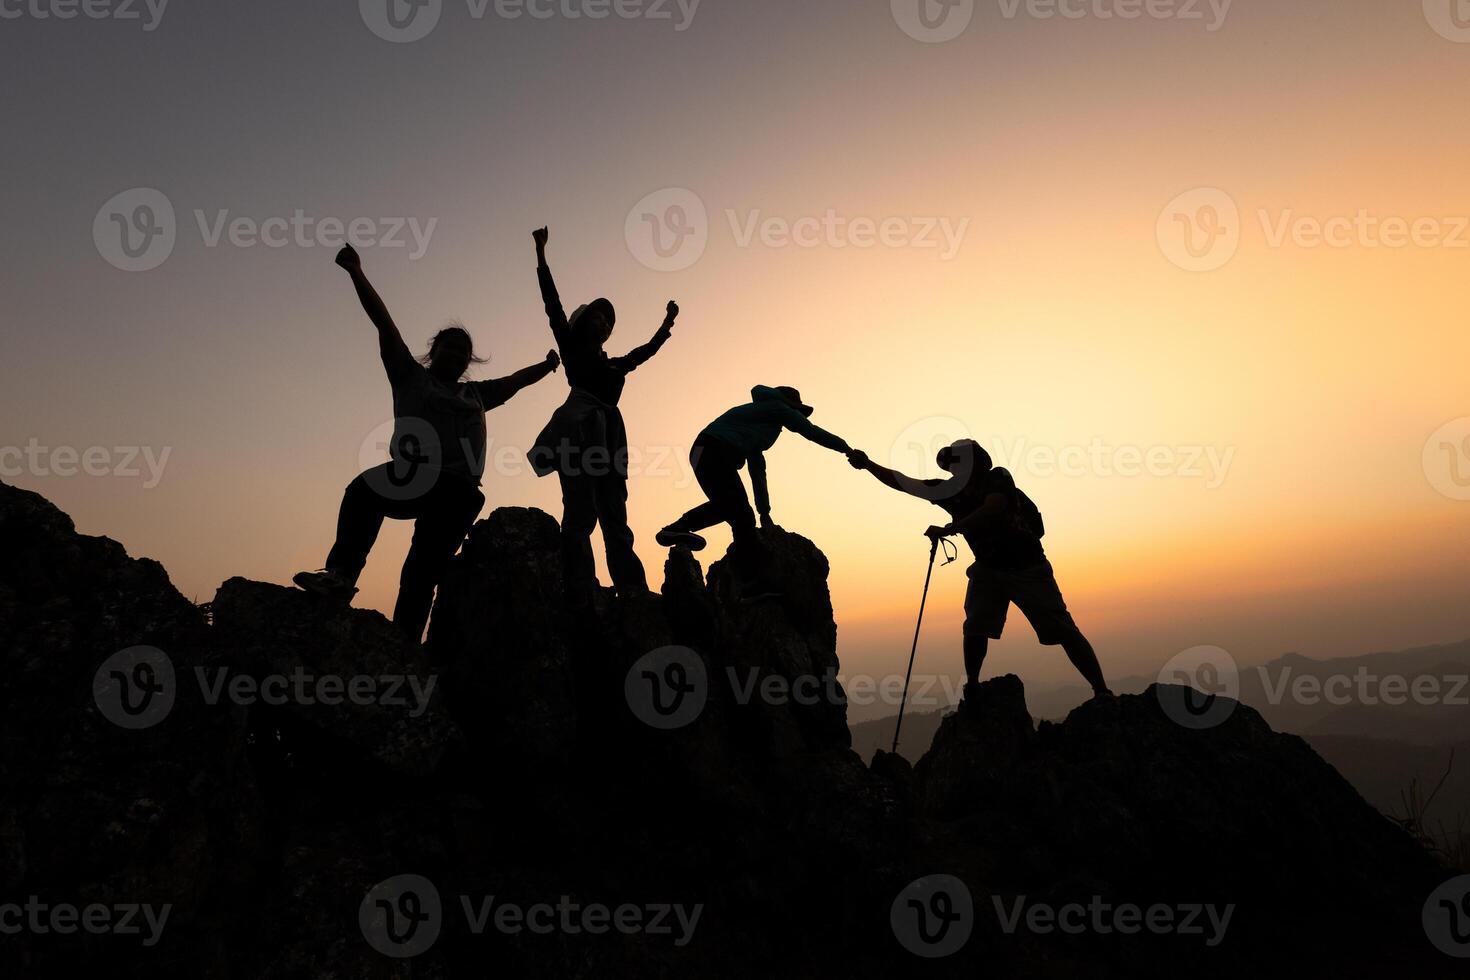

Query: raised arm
[611,301,679,373]
[474,350,561,409]
[337,245,414,381]
[533,227,571,348]
[748,451,772,528]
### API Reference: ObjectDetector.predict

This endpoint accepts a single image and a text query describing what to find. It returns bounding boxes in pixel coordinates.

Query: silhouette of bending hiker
[527,226,679,604]
[847,440,1112,703]
[294,244,561,640]
[657,386,852,599]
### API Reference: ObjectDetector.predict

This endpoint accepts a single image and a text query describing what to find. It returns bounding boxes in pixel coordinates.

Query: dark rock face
[0,481,1458,978]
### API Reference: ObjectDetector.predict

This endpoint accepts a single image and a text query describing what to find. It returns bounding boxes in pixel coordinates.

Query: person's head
[421,323,486,381]
[937,439,992,479]
[773,386,815,417]
[569,298,617,348]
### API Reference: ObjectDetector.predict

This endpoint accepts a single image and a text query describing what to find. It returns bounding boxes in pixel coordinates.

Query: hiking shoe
[292,569,358,603]
[655,528,707,551]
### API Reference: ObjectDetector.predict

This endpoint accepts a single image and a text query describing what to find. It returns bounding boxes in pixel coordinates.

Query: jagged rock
[425,506,577,770]
[0,480,264,980]
[211,578,460,777]
[3,484,1459,978]
[705,525,851,757]
[908,677,1449,975]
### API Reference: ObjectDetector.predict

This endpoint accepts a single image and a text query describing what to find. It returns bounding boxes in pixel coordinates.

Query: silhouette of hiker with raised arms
[656,386,852,599]
[527,226,679,604]
[847,439,1112,704]
[294,244,561,640]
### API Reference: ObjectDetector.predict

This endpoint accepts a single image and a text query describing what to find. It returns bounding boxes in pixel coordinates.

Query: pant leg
[394,478,485,641]
[690,447,763,576]
[325,467,401,586]
[558,471,599,595]
[594,474,648,592]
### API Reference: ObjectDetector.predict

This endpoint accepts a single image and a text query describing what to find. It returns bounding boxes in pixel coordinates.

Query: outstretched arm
[748,451,772,528]
[533,227,571,348]
[612,301,679,372]
[475,350,561,409]
[779,408,850,454]
[337,245,414,381]
[846,451,944,500]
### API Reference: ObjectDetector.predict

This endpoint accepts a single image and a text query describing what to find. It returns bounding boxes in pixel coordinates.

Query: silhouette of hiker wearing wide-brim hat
[294,244,560,641]
[847,439,1111,705]
[658,385,851,600]
[526,227,679,605]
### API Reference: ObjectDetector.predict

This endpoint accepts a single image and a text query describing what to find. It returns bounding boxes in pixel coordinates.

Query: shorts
[963,558,1079,645]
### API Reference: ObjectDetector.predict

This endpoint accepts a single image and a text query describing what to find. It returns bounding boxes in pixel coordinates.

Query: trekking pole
[891,534,946,755]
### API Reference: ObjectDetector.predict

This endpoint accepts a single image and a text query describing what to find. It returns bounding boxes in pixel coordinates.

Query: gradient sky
[3,0,1468,705]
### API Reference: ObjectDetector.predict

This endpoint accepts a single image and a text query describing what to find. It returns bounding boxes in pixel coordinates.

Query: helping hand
[545,349,561,372]
[664,301,679,328]
[334,244,361,271]
[532,227,549,250]
[846,449,870,470]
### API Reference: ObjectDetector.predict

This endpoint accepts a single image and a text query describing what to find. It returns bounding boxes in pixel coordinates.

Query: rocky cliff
[0,479,1460,978]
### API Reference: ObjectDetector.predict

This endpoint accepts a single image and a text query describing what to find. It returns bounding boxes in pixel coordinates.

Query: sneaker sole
[656,532,707,552]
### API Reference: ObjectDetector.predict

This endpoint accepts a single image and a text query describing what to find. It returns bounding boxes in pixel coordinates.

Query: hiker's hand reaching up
[545,349,560,372]
[662,301,679,331]
[335,244,362,272]
[533,227,549,251]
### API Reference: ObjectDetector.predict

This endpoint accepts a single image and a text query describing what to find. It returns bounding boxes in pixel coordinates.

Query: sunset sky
[3,0,1468,705]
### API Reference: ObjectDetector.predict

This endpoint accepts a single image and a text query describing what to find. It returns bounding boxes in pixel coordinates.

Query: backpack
[1011,486,1046,540]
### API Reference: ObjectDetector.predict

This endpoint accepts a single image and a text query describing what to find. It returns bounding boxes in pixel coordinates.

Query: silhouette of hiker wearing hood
[294,244,561,640]
[848,439,1111,703]
[527,227,679,603]
[657,386,851,597]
